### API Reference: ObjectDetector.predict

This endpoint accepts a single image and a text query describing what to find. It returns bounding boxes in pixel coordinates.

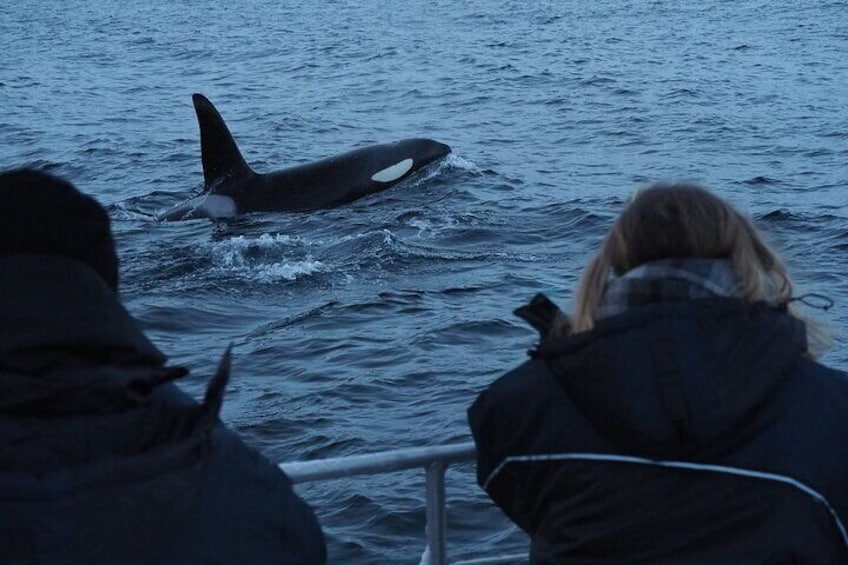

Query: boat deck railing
[280,442,525,565]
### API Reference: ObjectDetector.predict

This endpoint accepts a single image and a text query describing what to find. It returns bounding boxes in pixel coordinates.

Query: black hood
[0,255,179,415]
[535,297,808,457]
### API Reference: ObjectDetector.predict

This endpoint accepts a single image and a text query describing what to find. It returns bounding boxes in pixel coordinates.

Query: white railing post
[280,442,526,563]
[425,460,448,565]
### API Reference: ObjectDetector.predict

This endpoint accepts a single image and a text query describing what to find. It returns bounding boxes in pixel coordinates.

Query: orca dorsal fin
[192,93,254,190]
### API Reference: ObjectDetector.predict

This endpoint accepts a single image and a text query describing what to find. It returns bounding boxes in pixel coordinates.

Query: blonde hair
[564,183,828,355]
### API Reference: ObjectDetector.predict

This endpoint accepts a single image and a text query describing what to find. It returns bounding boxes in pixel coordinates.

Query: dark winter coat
[0,256,326,565]
[469,295,848,564]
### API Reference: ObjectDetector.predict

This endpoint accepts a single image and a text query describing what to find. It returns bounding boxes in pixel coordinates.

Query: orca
[159,94,451,220]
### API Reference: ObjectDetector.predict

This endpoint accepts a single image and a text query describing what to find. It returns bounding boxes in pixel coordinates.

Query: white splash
[443,153,479,172]
[210,233,325,281]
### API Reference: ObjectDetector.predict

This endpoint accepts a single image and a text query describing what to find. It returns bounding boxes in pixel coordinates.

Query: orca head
[411,138,452,165]
[370,139,451,184]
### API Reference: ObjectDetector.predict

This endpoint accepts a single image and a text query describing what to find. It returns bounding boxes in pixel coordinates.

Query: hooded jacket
[469,295,848,564]
[0,256,326,565]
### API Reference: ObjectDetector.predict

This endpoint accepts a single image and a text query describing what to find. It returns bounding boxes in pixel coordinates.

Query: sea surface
[2,1,847,562]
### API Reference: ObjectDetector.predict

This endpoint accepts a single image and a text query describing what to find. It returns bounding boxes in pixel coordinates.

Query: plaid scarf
[598,258,741,320]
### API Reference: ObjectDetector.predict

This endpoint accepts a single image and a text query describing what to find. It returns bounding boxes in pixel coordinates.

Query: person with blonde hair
[469,183,848,563]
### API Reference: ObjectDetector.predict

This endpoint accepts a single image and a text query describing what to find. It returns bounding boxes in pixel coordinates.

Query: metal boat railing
[280,442,526,565]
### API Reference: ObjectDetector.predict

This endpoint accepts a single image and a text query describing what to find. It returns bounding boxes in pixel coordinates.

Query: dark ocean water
[2,1,847,562]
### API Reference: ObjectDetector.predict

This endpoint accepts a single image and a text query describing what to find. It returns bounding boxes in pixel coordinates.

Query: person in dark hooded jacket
[469,183,848,564]
[0,169,326,565]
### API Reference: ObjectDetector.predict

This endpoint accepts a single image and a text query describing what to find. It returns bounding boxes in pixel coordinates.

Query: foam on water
[210,234,326,282]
